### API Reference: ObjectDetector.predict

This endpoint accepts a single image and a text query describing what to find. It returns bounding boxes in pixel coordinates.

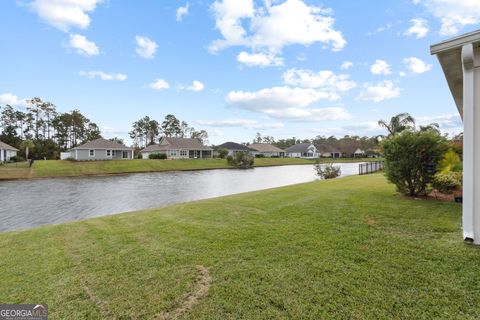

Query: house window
[122,151,129,159]
[180,150,187,157]
[106,150,112,157]
[170,150,178,157]
[89,149,95,157]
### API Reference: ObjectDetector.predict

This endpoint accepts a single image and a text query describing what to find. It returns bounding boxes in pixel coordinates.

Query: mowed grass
[1,174,478,319]
[0,157,376,180]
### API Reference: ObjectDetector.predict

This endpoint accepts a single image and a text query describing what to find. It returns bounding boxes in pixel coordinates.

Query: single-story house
[68,138,134,160]
[353,148,366,158]
[249,143,285,157]
[316,143,341,158]
[141,137,213,159]
[0,140,18,162]
[215,142,253,157]
[285,143,319,158]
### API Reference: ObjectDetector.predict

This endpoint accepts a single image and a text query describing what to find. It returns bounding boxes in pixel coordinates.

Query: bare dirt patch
[155,265,212,320]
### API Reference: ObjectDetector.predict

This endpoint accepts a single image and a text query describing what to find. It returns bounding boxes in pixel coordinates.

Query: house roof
[216,142,253,151]
[249,143,285,153]
[0,140,18,151]
[430,29,480,118]
[141,137,212,152]
[285,143,314,153]
[315,143,340,153]
[72,138,133,150]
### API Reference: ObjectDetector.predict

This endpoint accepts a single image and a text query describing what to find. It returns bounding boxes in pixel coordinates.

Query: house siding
[73,149,133,160]
[0,149,17,162]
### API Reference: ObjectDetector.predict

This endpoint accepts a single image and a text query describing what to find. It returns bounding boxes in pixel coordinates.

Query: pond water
[0,163,362,232]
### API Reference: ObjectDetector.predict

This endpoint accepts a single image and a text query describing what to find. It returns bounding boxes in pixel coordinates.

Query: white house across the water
[68,138,134,160]
[141,137,213,159]
[285,143,319,158]
[0,140,18,162]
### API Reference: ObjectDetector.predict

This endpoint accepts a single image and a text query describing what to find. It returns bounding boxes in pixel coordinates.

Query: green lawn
[1,174,478,319]
[0,157,377,180]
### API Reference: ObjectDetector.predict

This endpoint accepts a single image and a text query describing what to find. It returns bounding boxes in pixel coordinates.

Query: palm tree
[378,113,415,136]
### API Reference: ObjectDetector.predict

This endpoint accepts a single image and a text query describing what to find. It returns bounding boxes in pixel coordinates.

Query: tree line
[0,98,103,159]
[129,114,208,148]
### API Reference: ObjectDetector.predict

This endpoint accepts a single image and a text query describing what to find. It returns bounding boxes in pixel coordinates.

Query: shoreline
[0,158,377,182]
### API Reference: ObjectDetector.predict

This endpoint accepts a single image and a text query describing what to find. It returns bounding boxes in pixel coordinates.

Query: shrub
[314,162,341,179]
[432,172,462,194]
[149,153,167,160]
[227,152,254,169]
[382,130,448,196]
[255,154,265,158]
[217,148,229,159]
[9,156,19,162]
[437,149,462,174]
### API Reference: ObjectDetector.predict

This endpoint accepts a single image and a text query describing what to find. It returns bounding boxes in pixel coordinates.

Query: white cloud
[370,60,391,75]
[68,34,99,56]
[416,113,462,130]
[237,51,284,67]
[404,18,429,38]
[227,86,334,110]
[340,61,353,70]
[79,71,127,81]
[210,0,346,62]
[416,0,480,35]
[282,69,356,94]
[0,93,27,107]
[176,2,189,22]
[403,57,432,74]
[27,0,102,32]
[226,86,351,121]
[342,122,382,132]
[135,36,158,59]
[149,79,170,90]
[357,80,401,103]
[197,119,284,129]
[187,80,205,92]
[366,22,394,36]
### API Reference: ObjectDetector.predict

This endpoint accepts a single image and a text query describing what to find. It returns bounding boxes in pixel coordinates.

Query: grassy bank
[0,157,377,180]
[1,174,477,319]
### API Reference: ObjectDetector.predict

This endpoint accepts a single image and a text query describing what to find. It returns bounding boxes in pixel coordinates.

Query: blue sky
[0,0,478,145]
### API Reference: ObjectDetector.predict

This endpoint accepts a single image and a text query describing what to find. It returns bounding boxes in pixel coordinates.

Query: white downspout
[461,43,480,242]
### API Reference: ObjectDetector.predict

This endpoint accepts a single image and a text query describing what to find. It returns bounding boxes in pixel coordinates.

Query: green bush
[432,172,462,194]
[314,162,341,179]
[217,148,228,159]
[9,156,24,162]
[438,149,462,174]
[382,130,448,196]
[255,154,265,158]
[149,153,167,160]
[227,152,254,169]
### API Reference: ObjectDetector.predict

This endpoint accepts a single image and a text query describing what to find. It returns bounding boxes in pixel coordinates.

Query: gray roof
[72,138,133,150]
[216,142,253,151]
[0,140,18,151]
[315,143,340,153]
[249,143,285,153]
[141,137,212,152]
[285,143,314,153]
